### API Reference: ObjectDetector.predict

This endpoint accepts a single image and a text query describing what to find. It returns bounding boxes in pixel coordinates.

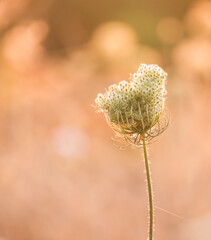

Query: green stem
[142,134,154,240]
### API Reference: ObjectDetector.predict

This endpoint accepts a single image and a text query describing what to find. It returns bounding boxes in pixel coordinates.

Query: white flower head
[95,63,168,143]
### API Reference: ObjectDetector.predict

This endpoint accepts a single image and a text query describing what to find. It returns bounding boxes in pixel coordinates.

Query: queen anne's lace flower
[95,64,168,142]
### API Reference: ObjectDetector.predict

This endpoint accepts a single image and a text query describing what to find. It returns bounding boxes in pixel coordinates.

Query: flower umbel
[95,63,168,144]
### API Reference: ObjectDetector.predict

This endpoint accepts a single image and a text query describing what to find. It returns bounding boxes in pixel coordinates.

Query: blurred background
[0,0,210,239]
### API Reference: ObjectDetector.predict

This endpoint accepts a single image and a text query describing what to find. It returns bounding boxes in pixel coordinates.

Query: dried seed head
[95,63,168,144]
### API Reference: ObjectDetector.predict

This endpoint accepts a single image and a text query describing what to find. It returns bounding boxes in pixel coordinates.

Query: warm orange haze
[0,0,210,240]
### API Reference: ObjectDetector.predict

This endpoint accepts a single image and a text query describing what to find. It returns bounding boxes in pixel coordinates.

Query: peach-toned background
[0,0,210,239]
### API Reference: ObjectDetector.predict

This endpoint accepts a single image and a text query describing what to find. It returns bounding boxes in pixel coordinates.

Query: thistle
[95,63,168,240]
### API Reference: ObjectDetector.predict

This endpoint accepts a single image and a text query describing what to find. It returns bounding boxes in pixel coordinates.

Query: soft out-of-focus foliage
[0,1,210,240]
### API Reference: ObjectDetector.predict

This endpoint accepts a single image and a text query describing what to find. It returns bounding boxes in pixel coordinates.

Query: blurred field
[0,0,211,240]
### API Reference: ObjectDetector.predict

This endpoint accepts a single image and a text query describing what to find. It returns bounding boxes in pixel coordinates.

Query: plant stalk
[142,134,154,240]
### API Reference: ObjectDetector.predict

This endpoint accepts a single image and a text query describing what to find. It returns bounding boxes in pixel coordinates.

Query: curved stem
[142,134,154,240]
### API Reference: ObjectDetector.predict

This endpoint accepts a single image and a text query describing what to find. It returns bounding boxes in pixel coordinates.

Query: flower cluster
[95,64,168,141]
